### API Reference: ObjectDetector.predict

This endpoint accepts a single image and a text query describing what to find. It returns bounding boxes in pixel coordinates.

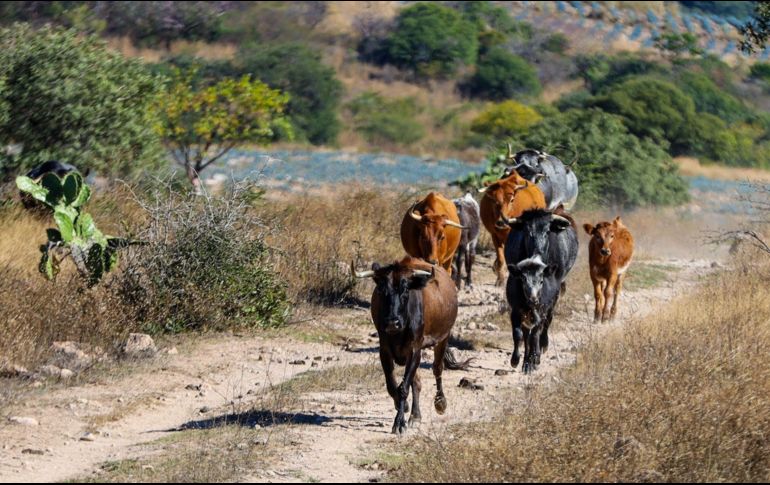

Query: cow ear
[371,262,381,271]
[409,268,434,290]
[506,264,521,277]
[583,223,594,235]
[613,216,623,226]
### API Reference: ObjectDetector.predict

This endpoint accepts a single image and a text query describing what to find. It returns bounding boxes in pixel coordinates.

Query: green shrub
[542,33,569,54]
[0,24,164,181]
[574,53,665,93]
[464,47,542,101]
[750,62,770,82]
[384,2,478,78]
[345,92,425,146]
[678,72,749,124]
[590,77,698,153]
[122,183,289,333]
[470,101,542,138]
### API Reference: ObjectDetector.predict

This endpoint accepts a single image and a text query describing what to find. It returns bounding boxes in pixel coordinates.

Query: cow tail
[443,347,474,371]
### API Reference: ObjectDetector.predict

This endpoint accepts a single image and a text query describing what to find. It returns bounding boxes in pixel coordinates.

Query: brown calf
[583,217,634,322]
[479,172,546,286]
[400,192,464,274]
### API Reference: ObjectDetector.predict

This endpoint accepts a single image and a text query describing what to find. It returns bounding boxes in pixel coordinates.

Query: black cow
[354,257,469,434]
[504,148,579,211]
[452,192,481,289]
[503,209,578,373]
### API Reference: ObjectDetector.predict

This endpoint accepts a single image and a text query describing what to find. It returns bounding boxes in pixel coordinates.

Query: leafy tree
[741,1,770,54]
[99,1,232,49]
[153,70,292,188]
[385,2,478,78]
[0,24,164,181]
[470,101,542,138]
[574,53,666,93]
[750,61,770,81]
[590,77,698,153]
[464,47,541,101]
[345,92,425,146]
[677,72,749,123]
[236,43,343,145]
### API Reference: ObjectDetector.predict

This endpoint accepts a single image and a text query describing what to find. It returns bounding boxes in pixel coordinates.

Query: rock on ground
[122,334,157,358]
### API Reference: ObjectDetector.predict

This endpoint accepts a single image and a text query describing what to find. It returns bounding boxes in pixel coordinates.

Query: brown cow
[401,192,464,274]
[479,172,547,286]
[583,217,635,322]
[354,257,469,434]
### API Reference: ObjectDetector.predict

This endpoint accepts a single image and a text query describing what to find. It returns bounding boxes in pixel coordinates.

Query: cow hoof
[434,394,447,414]
[511,354,520,368]
[408,415,422,428]
[392,417,408,435]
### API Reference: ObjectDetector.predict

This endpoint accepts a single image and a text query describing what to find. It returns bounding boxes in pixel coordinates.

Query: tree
[237,43,343,145]
[464,47,541,100]
[0,24,164,182]
[741,1,770,54]
[590,77,698,154]
[470,101,542,138]
[385,2,478,78]
[153,71,292,189]
[345,92,425,146]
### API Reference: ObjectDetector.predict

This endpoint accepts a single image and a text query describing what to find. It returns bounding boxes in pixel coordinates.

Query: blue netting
[629,24,643,40]
[647,9,659,25]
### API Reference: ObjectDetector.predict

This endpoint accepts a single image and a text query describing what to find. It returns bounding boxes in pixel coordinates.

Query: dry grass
[389,254,770,482]
[259,187,410,304]
[676,157,770,183]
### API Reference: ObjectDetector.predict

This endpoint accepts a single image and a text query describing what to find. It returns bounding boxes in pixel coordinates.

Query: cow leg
[602,274,617,323]
[610,273,624,320]
[510,310,523,368]
[522,327,532,373]
[465,244,474,288]
[493,237,507,287]
[379,347,400,412]
[433,338,448,415]
[593,279,605,323]
[453,246,464,289]
[409,372,422,428]
[540,301,556,354]
[527,313,543,372]
[393,349,420,435]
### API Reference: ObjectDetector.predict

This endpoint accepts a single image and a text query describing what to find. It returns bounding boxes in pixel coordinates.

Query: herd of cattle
[25,156,635,436]
[352,147,635,435]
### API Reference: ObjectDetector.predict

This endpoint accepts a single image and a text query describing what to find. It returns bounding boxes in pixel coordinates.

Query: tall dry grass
[390,253,770,482]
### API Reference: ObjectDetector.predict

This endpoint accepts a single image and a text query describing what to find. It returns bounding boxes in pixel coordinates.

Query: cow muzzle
[385,319,404,334]
[601,248,612,256]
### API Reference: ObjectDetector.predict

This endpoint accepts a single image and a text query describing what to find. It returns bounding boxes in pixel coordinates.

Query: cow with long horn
[503,148,579,211]
[479,172,546,286]
[400,192,464,274]
[353,257,469,434]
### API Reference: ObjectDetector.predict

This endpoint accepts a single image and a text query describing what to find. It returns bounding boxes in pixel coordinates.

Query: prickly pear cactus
[16,172,133,286]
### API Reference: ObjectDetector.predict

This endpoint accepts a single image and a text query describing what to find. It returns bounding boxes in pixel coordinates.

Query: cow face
[508,212,572,257]
[412,213,452,265]
[508,255,555,306]
[508,149,546,182]
[484,176,529,229]
[371,263,434,335]
[584,217,622,256]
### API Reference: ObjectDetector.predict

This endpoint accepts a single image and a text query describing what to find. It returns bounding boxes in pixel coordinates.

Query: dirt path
[0,254,716,483]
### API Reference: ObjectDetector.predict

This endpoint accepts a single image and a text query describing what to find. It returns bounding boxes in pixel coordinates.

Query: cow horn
[477,186,488,194]
[533,173,546,183]
[501,214,518,225]
[410,210,423,222]
[506,143,514,160]
[445,219,466,229]
[551,214,570,224]
[513,183,529,191]
[351,260,375,278]
[412,269,432,277]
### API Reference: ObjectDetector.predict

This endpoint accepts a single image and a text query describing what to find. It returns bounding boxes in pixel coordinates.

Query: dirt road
[0,254,716,483]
